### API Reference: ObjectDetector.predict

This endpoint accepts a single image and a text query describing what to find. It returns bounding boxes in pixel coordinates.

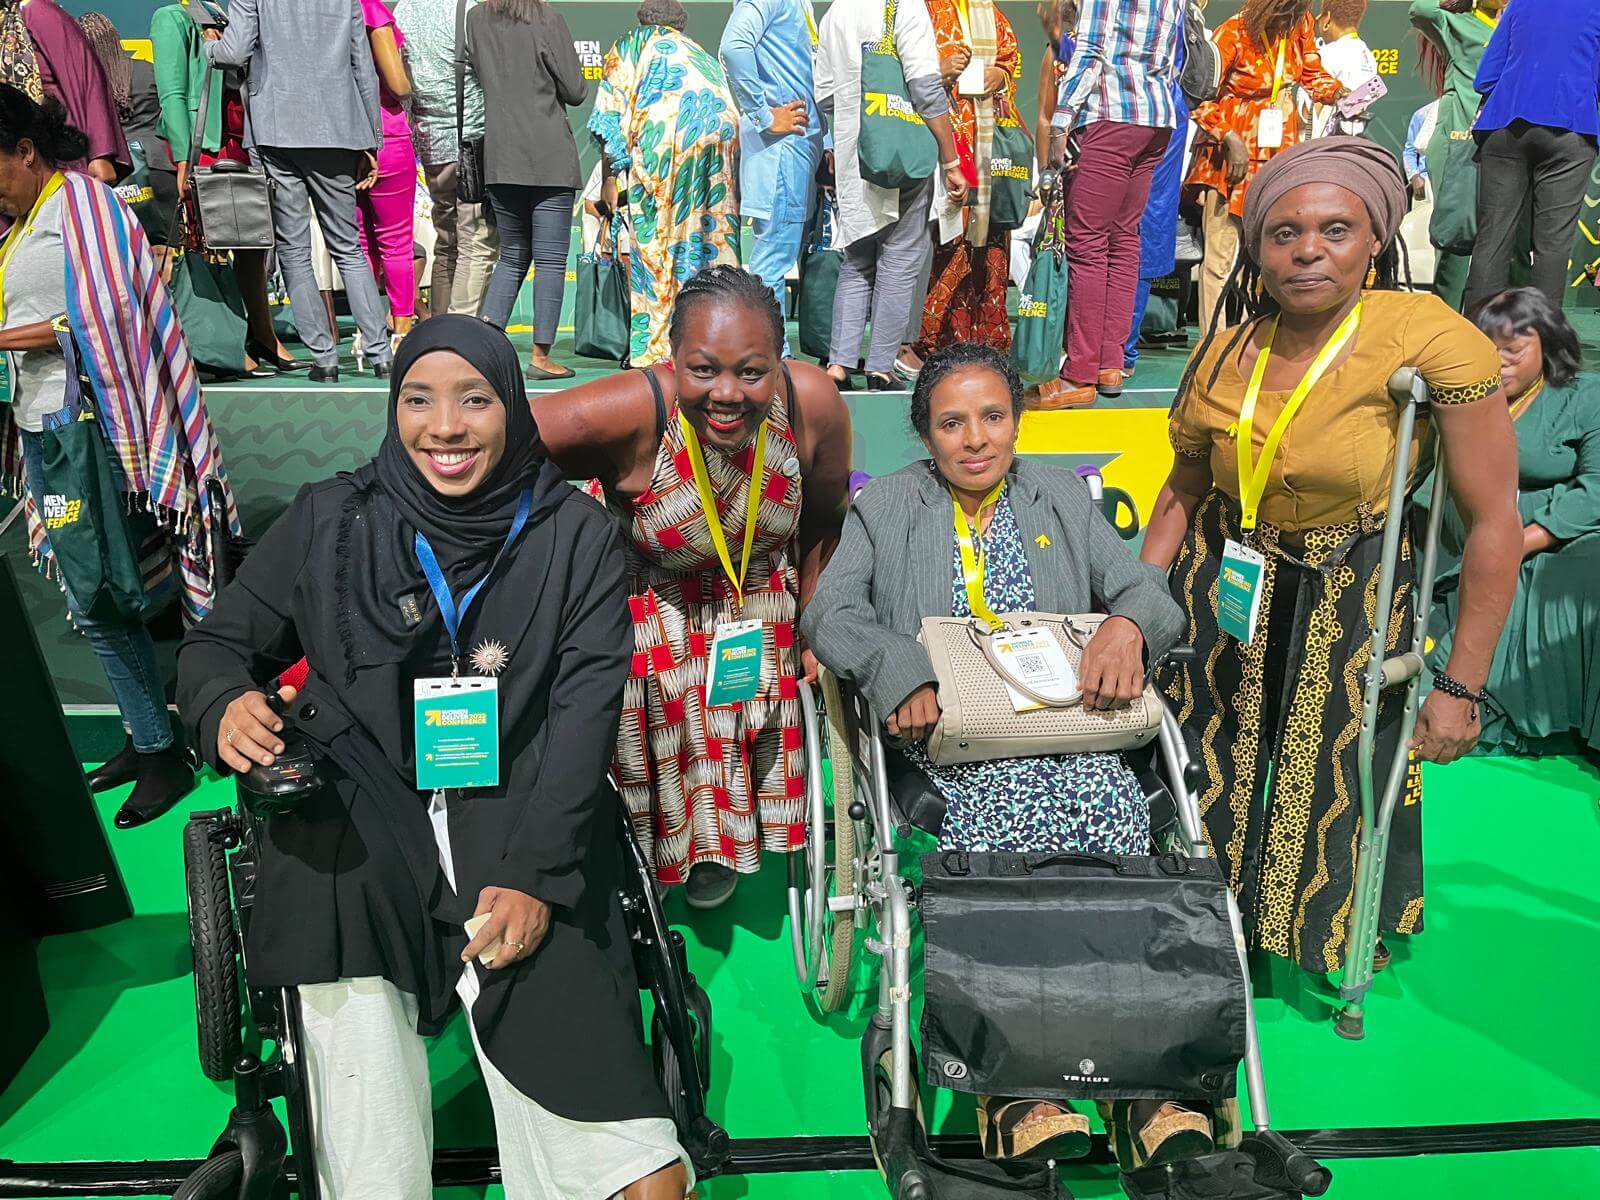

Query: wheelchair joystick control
[239,690,326,818]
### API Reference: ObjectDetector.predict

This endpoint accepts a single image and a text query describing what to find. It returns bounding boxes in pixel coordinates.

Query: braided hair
[1173,212,1414,411]
[668,265,785,359]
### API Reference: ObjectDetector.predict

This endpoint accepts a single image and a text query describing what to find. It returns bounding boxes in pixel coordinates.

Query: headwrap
[336,316,569,678]
[1241,135,1408,261]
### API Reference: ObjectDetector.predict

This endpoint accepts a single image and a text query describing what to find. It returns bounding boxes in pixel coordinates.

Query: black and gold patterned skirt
[1161,491,1424,975]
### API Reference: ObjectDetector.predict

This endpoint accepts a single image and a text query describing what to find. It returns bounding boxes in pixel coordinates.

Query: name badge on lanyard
[1258,38,1288,148]
[0,353,11,405]
[990,626,1079,712]
[414,676,500,790]
[679,411,772,710]
[409,486,532,791]
[1218,539,1267,644]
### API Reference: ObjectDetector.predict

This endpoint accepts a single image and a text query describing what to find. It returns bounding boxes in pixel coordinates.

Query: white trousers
[294,792,690,1199]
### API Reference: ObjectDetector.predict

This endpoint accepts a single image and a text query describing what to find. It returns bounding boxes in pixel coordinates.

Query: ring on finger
[224,726,237,745]
[504,939,525,953]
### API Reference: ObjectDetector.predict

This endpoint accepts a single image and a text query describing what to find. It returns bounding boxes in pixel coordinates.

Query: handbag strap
[969,616,1091,709]
[164,22,216,252]
[455,0,468,151]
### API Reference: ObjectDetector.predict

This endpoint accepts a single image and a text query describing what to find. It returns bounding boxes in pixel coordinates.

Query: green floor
[2,754,1597,1196]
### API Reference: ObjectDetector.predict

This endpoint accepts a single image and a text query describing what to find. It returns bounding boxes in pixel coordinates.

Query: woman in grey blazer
[800,344,1212,1169]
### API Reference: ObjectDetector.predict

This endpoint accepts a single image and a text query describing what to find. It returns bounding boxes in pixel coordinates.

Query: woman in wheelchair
[176,317,693,1200]
[801,343,1218,1169]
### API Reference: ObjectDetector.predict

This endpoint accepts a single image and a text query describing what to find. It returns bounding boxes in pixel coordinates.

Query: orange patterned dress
[605,377,806,886]
[915,0,1021,354]
[1185,13,1343,219]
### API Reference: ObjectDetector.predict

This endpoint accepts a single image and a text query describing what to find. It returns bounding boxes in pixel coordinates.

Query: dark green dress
[1430,374,1600,754]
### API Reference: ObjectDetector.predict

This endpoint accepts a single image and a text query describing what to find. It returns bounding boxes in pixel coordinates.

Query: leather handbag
[918,611,1163,765]
[175,7,274,252]
[455,0,486,205]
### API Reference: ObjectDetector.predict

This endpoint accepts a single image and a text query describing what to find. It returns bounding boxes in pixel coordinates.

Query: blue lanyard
[413,487,534,671]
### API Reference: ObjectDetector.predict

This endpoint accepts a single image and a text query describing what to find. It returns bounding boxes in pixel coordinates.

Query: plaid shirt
[1053,0,1184,131]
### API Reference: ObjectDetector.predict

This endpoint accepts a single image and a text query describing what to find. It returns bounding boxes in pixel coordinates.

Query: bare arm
[789,361,851,612]
[369,25,411,99]
[530,370,660,496]
[1413,394,1521,762]
[0,320,62,352]
[1140,455,1213,571]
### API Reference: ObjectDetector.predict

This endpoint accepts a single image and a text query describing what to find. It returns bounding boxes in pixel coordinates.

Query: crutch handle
[1380,652,1426,688]
[1387,366,1423,406]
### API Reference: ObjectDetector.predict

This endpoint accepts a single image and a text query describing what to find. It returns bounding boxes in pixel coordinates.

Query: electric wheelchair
[173,480,729,1199]
[787,468,1336,1200]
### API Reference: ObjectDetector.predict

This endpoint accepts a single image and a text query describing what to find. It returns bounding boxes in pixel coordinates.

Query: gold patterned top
[1169,290,1502,532]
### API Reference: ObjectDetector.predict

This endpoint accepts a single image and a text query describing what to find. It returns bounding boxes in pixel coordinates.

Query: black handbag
[456,0,485,205]
[174,5,274,252]
[920,849,1248,1103]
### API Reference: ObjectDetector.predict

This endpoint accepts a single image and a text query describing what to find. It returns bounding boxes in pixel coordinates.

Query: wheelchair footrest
[875,1107,1069,1200]
[1119,1150,1306,1200]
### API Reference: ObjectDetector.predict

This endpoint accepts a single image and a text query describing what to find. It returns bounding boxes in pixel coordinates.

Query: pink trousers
[356,139,418,319]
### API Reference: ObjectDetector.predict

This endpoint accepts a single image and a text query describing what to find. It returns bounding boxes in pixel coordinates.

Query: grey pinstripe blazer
[799,458,1185,722]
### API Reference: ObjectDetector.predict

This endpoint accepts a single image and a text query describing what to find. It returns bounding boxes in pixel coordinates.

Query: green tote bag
[169,249,249,375]
[858,0,939,190]
[1011,176,1069,382]
[573,229,632,365]
[1429,132,1479,258]
[798,193,842,362]
[987,100,1035,232]
[32,331,146,624]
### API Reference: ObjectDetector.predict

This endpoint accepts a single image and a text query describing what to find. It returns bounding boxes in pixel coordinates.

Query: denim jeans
[481,184,577,345]
[749,215,807,357]
[20,428,174,753]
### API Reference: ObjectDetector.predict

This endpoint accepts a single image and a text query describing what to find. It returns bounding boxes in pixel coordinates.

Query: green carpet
[2,754,1597,1197]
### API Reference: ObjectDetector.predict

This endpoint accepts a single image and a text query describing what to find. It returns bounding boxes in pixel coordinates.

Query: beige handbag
[917,612,1163,766]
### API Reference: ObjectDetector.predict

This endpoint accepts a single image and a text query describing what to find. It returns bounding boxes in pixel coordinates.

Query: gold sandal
[976,1095,1091,1163]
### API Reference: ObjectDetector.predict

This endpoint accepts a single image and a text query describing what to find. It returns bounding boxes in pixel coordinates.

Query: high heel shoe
[112,737,196,830]
[246,340,308,373]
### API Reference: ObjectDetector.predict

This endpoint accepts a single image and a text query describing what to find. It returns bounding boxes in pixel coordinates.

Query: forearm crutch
[1336,367,1449,1041]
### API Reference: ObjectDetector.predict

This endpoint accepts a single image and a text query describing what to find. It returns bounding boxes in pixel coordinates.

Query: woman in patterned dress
[535,267,852,909]
[914,0,1022,356]
[588,0,741,368]
[803,343,1220,1170]
[1144,138,1521,978]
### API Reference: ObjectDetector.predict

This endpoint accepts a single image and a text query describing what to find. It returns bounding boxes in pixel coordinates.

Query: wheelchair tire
[814,670,860,1014]
[651,1008,702,1134]
[171,1150,242,1200]
[184,816,242,1083]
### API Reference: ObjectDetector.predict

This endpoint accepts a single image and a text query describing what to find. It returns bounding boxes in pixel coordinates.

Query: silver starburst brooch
[469,638,509,676]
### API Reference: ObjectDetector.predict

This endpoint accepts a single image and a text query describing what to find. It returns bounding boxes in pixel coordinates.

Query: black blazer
[465,3,586,188]
[177,476,665,1123]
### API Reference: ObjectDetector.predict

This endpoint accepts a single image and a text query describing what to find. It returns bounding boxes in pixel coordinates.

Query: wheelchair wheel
[184,814,242,1083]
[812,669,861,1013]
[651,991,709,1131]
[171,1150,242,1200]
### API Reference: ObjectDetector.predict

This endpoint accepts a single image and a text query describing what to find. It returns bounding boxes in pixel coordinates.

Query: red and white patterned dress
[605,385,806,885]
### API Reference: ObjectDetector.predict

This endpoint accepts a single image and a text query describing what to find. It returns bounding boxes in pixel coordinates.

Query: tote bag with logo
[858,0,939,189]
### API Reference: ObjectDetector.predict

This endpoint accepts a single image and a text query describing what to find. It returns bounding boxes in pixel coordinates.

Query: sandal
[1112,1100,1214,1170]
[976,1096,1090,1163]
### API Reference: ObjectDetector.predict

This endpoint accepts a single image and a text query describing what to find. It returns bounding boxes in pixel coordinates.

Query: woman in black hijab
[177,316,692,1200]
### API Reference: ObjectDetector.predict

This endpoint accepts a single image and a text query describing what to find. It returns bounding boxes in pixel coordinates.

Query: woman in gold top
[1141,138,1522,977]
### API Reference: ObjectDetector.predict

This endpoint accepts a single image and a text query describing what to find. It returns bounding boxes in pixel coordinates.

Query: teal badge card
[705,619,765,707]
[1218,539,1266,644]
[0,352,12,404]
[414,676,499,790]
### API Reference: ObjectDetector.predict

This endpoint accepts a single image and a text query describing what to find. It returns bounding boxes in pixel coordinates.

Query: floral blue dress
[904,493,1151,854]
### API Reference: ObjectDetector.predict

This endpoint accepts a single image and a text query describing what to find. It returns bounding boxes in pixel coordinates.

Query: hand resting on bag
[887,684,942,742]
[1076,615,1145,711]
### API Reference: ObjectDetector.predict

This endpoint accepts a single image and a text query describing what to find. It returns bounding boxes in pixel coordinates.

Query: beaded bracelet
[1433,671,1488,721]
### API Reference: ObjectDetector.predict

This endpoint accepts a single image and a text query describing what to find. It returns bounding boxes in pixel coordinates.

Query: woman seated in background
[177,317,691,1199]
[1428,288,1600,758]
[801,343,1217,1170]
[533,266,851,910]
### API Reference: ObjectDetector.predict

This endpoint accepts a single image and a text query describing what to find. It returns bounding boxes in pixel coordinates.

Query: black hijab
[337,317,569,677]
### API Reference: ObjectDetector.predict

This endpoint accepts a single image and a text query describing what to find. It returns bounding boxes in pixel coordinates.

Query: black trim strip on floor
[2,1120,1597,1196]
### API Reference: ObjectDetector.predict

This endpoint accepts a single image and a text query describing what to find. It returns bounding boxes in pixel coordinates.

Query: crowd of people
[2,0,1598,1193]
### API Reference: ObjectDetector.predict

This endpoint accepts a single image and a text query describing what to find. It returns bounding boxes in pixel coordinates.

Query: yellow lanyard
[678,411,770,613]
[0,171,64,328]
[1269,38,1287,102]
[953,0,973,42]
[1472,9,1498,30]
[952,481,1007,630]
[802,0,818,46]
[1235,301,1363,531]
[1509,377,1542,422]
